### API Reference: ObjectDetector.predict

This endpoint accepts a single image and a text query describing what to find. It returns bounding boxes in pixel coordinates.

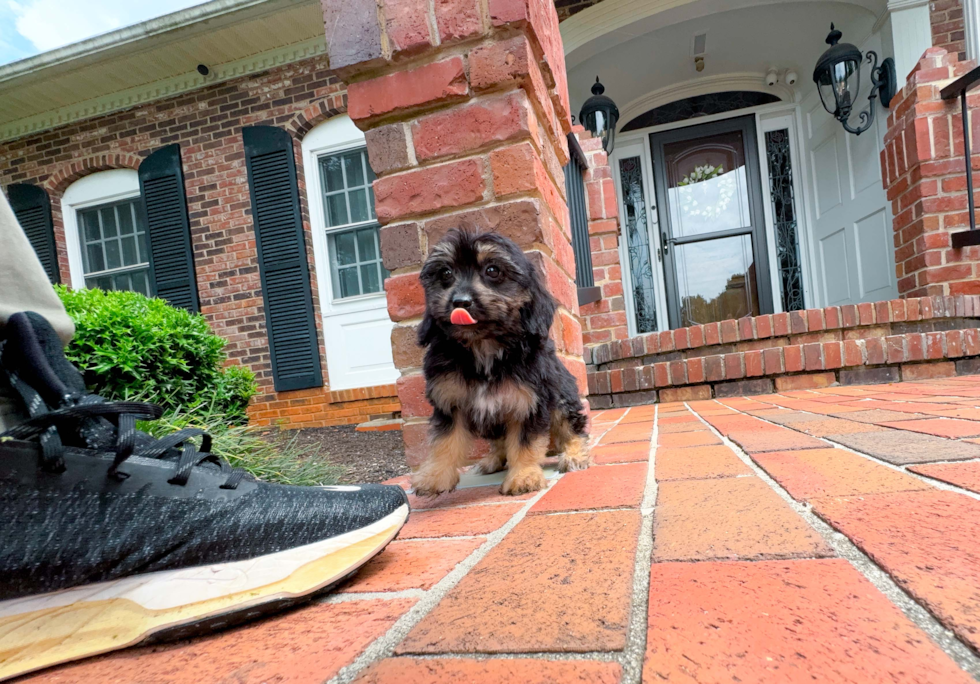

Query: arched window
[622,91,781,131]
[62,170,150,295]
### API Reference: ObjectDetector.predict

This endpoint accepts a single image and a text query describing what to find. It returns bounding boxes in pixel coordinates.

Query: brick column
[323,0,587,467]
[931,0,967,61]
[573,126,628,346]
[882,47,980,298]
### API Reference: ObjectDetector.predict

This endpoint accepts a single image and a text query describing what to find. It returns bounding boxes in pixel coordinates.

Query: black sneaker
[0,312,409,680]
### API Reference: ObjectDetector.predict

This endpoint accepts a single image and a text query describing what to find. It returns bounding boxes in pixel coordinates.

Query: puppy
[411,228,590,496]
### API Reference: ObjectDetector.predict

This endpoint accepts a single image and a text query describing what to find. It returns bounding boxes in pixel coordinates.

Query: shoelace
[1,388,246,490]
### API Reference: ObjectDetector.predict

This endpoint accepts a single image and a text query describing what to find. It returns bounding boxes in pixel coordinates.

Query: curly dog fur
[411,229,590,496]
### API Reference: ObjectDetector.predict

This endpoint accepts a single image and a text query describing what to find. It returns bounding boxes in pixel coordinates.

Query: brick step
[586,295,980,408]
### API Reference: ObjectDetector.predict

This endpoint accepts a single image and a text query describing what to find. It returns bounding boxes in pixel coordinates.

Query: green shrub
[55,286,257,422]
[140,404,343,487]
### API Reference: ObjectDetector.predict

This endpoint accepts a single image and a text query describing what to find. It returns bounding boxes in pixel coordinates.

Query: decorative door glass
[618,156,658,333]
[765,129,805,311]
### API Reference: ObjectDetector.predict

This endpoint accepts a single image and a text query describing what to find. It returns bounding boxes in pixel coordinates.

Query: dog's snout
[451,293,474,310]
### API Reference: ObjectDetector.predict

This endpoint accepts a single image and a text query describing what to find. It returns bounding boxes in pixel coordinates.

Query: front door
[650,115,773,328]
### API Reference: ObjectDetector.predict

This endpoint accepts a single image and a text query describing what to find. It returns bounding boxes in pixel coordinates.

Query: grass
[139,403,344,487]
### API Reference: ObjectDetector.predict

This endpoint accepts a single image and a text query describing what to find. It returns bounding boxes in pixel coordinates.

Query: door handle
[661,232,670,255]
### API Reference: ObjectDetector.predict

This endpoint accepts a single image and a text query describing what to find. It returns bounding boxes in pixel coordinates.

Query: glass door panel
[651,115,772,328]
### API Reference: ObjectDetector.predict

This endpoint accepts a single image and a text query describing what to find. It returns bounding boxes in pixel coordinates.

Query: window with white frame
[318,148,388,299]
[77,198,150,294]
[62,169,152,296]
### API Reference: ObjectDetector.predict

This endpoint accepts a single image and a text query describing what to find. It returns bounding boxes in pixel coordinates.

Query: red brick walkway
[22,377,980,683]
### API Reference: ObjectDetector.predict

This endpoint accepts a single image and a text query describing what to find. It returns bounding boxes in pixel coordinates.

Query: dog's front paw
[500,466,547,495]
[411,466,460,497]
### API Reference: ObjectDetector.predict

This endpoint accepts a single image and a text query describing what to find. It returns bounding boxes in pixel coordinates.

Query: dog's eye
[439,267,454,283]
[484,265,501,280]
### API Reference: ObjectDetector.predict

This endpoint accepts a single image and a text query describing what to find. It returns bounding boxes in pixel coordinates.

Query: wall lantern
[812,24,896,135]
[579,77,620,153]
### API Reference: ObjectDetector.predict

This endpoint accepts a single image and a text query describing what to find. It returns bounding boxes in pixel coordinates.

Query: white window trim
[301,116,388,316]
[61,169,141,290]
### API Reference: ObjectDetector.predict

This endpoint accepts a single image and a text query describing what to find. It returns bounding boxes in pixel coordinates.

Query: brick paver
[909,460,980,493]
[813,489,980,651]
[644,560,974,684]
[655,445,753,480]
[750,448,932,499]
[355,658,623,683]
[398,510,641,653]
[342,538,485,592]
[653,476,832,561]
[530,462,646,513]
[24,377,980,684]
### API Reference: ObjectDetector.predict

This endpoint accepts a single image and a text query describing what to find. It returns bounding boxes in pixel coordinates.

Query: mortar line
[686,401,980,678]
[618,403,658,684]
[381,651,622,662]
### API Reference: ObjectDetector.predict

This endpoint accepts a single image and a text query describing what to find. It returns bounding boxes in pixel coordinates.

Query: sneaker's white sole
[0,504,408,681]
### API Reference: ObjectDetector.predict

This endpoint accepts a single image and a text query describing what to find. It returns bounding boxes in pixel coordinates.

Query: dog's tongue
[451,308,477,325]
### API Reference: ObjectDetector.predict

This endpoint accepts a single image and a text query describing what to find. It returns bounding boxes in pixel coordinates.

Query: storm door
[650,115,773,328]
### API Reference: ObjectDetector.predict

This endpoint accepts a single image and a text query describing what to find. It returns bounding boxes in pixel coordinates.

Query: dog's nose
[451,293,473,310]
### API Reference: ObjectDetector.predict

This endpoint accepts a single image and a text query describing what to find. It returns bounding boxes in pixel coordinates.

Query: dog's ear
[417,311,438,347]
[521,258,557,339]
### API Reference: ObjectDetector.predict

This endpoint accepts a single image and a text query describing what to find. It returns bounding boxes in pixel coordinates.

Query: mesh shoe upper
[0,312,408,602]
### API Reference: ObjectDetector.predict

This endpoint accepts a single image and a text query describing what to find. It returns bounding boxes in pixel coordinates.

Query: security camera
[784,70,798,86]
[765,68,778,87]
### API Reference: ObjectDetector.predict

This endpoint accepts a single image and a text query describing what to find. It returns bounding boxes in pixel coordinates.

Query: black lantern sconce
[579,77,620,153]
[812,24,897,135]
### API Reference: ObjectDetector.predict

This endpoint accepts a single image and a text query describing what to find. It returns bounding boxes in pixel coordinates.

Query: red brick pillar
[323,0,587,467]
[882,47,980,297]
[573,126,628,346]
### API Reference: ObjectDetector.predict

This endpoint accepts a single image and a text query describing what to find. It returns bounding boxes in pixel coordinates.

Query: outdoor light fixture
[579,77,620,154]
[812,24,896,136]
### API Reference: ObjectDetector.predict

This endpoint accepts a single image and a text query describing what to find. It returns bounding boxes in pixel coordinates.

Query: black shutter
[565,134,600,306]
[138,143,199,311]
[7,184,60,284]
[243,125,322,392]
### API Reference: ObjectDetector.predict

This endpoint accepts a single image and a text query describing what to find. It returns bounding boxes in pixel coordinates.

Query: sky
[0,0,208,66]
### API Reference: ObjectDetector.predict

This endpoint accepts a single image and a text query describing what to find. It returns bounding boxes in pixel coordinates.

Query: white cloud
[8,0,207,54]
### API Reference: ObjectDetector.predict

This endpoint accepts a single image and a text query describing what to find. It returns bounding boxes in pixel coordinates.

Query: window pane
[121,235,137,265]
[137,231,148,261]
[356,227,377,261]
[112,273,131,292]
[333,231,357,265]
[131,270,149,295]
[349,188,369,224]
[360,263,381,294]
[338,267,360,298]
[104,240,122,270]
[344,152,365,188]
[618,157,657,333]
[368,185,376,219]
[365,155,377,183]
[117,204,135,234]
[321,156,345,193]
[86,243,105,272]
[100,207,118,238]
[82,212,101,242]
[326,193,348,227]
[675,234,759,327]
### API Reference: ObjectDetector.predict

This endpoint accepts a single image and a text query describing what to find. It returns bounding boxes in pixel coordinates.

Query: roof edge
[0,0,278,83]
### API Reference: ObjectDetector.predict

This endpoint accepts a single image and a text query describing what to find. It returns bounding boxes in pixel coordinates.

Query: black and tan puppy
[411,228,590,496]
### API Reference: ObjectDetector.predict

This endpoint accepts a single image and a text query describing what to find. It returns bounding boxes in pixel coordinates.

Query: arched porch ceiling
[564,1,881,129]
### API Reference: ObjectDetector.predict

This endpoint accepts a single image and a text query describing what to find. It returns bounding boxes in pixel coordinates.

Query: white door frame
[612,98,810,332]
[60,169,141,290]
[301,116,397,391]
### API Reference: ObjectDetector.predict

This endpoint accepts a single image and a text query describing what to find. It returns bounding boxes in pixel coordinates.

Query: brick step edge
[356,418,404,432]
[588,295,980,367]
[587,330,980,408]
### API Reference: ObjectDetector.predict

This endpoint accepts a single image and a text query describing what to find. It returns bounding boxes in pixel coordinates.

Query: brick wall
[587,295,980,406]
[573,126,628,346]
[0,56,398,428]
[882,47,980,298]
[931,0,967,61]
